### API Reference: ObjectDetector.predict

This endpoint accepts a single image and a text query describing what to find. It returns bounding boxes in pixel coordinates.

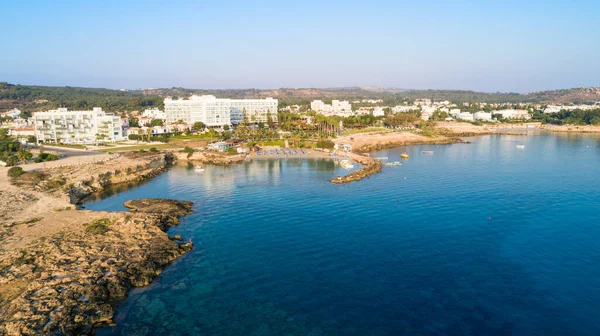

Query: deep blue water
[90,133,600,336]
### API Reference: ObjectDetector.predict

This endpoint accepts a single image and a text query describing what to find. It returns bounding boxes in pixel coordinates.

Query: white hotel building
[310,100,353,117]
[34,107,124,144]
[164,95,278,127]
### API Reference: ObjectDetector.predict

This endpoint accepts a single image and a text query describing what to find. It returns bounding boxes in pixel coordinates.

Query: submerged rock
[124,198,194,217]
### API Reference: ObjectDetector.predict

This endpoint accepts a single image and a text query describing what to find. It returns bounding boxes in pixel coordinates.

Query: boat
[421,151,434,155]
[194,165,205,172]
[516,144,525,149]
[400,152,409,159]
[340,159,355,169]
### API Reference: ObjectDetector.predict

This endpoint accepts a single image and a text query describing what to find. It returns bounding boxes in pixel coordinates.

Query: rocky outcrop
[331,157,383,184]
[175,151,246,166]
[0,199,194,336]
[352,137,466,153]
[65,153,173,204]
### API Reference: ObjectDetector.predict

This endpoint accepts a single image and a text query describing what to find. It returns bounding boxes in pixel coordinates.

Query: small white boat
[385,161,403,167]
[340,159,354,169]
[516,144,525,149]
[194,165,205,172]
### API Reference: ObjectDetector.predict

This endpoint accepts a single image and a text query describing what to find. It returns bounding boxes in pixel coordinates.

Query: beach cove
[87,132,600,336]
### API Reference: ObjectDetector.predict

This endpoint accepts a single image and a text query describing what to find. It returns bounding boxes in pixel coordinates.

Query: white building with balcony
[142,108,166,121]
[457,112,475,121]
[372,107,385,117]
[310,100,353,117]
[391,105,420,113]
[474,111,492,121]
[33,107,124,144]
[164,95,277,127]
[1,108,21,119]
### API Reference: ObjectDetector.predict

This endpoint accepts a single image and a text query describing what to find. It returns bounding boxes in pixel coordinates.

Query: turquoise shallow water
[89,133,600,336]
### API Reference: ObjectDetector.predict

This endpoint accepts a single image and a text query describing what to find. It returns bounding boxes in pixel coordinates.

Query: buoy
[404,177,407,180]
[488,217,491,221]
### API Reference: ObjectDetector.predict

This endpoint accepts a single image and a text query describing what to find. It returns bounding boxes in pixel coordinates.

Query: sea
[88,133,600,336]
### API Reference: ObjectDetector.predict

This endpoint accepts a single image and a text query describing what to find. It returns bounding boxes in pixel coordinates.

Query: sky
[0,0,599,93]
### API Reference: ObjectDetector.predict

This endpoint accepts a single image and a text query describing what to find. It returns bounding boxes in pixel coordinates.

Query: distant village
[1,95,599,145]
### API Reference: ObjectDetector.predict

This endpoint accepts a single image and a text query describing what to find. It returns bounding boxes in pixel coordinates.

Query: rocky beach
[0,152,194,335]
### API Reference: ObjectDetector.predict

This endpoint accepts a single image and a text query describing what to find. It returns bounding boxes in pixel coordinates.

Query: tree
[242,108,248,124]
[129,117,140,127]
[193,122,205,131]
[258,122,265,129]
[223,124,230,131]
[150,119,164,127]
[267,110,274,129]
[17,149,32,164]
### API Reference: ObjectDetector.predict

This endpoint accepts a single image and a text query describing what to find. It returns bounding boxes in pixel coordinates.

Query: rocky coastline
[0,151,197,335]
[331,155,383,184]
[0,199,194,335]
[331,132,468,184]
[174,151,246,166]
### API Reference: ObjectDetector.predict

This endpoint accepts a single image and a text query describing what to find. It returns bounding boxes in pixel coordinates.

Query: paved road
[37,146,101,158]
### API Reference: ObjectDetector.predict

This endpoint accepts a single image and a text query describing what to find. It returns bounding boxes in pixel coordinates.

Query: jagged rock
[0,199,194,336]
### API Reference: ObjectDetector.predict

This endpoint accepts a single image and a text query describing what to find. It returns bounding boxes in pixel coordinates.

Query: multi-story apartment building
[34,107,123,144]
[391,105,420,113]
[164,95,277,127]
[310,100,353,116]
[142,108,166,121]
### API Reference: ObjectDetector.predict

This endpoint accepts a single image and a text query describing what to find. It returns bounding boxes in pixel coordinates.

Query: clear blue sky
[1,0,598,92]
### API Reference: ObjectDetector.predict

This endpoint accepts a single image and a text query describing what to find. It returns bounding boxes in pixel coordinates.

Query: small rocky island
[0,198,194,335]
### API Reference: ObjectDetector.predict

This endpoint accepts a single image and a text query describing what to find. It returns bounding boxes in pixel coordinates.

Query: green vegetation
[193,121,205,130]
[150,118,164,127]
[316,139,335,149]
[257,140,285,147]
[2,82,600,116]
[0,128,32,166]
[181,146,196,158]
[7,167,24,178]
[34,152,59,163]
[0,82,163,113]
[533,109,600,125]
[347,127,392,134]
[85,218,112,235]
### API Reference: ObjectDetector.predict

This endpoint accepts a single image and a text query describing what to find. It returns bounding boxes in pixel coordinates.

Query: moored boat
[400,152,409,159]
[194,165,205,172]
[340,159,355,169]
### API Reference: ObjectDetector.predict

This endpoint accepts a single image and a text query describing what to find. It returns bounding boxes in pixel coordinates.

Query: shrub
[182,146,195,158]
[128,134,141,141]
[150,147,158,152]
[316,140,335,149]
[85,218,112,235]
[34,153,59,163]
[7,167,24,178]
[139,149,146,153]
[4,155,17,166]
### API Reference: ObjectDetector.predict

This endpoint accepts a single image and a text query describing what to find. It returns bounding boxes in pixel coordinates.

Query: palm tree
[17,148,31,164]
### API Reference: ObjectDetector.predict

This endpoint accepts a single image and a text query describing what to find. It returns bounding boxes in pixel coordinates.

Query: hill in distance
[1,82,599,114]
